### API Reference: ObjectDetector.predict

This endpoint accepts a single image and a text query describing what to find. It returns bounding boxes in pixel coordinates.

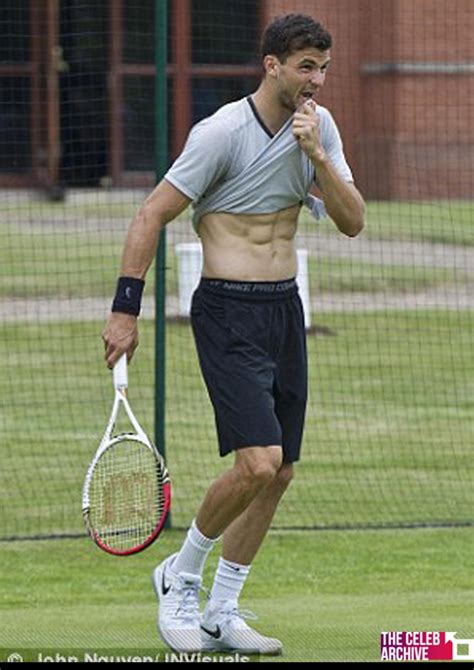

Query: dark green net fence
[0,0,473,540]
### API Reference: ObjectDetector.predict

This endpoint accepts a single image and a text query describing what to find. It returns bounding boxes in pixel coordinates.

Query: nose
[311,70,325,87]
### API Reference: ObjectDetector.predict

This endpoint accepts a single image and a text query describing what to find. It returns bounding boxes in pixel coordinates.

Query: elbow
[337,212,365,238]
[345,216,365,238]
[138,200,166,232]
[344,202,366,237]
[328,196,365,238]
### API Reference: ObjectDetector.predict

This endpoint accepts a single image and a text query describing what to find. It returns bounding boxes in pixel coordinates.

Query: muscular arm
[120,179,191,278]
[293,102,365,237]
[310,157,365,237]
[102,180,191,367]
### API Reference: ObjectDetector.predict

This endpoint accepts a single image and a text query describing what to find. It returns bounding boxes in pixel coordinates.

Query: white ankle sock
[171,519,218,577]
[208,557,251,604]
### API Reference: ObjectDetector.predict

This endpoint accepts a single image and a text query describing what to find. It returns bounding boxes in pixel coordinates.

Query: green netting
[0,0,473,539]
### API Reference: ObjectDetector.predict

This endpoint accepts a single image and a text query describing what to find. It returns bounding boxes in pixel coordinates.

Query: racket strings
[88,438,167,552]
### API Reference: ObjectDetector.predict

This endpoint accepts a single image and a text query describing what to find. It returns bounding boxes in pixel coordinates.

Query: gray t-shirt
[165,96,353,230]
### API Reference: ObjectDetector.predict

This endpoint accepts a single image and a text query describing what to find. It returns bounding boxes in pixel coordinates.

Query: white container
[296,248,311,329]
[175,242,203,317]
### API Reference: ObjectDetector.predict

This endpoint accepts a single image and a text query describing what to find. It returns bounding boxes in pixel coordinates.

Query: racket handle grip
[113,353,128,390]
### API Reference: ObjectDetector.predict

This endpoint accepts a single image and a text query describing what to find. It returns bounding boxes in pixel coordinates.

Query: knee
[236,447,283,490]
[250,460,280,488]
[273,463,294,491]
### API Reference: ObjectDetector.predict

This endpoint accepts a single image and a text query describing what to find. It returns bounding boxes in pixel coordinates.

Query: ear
[263,55,280,78]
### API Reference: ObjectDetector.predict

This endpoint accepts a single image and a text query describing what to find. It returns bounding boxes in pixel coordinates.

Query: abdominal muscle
[198,203,301,281]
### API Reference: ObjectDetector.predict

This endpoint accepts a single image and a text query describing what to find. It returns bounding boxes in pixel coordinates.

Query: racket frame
[82,355,170,556]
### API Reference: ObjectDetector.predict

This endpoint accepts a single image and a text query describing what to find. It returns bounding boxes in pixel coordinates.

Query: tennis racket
[82,354,171,556]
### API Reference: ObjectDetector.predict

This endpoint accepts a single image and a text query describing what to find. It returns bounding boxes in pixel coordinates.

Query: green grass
[0,197,143,221]
[0,198,473,299]
[0,225,471,300]
[0,223,125,298]
[309,256,465,293]
[300,200,474,246]
[2,198,473,246]
[1,310,472,538]
[167,310,474,529]
[363,201,474,245]
[0,527,472,662]
[1,196,473,662]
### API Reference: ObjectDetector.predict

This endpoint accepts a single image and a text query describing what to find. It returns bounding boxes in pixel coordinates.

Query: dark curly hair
[261,13,332,63]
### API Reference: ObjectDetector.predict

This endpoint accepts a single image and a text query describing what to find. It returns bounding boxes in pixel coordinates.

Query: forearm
[105,201,162,357]
[103,180,190,367]
[313,157,365,237]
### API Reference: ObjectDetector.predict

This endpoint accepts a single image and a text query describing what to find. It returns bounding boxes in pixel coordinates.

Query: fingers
[301,100,317,114]
[104,342,137,369]
[102,313,139,369]
[293,110,319,126]
[293,100,320,143]
[292,120,315,133]
[295,100,317,117]
[292,118,317,141]
[104,340,138,369]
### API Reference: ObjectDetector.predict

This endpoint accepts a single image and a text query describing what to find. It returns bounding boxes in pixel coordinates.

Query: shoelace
[223,607,258,627]
[175,579,208,621]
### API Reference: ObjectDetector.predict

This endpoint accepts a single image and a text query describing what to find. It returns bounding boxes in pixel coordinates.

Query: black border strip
[246,95,274,138]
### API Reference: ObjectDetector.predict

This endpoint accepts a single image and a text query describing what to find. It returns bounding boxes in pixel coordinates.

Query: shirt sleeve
[316,108,354,185]
[164,118,232,202]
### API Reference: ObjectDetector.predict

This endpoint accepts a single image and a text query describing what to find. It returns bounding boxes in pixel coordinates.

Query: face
[266,48,331,112]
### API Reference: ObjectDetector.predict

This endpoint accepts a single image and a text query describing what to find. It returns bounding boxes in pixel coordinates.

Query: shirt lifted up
[165,96,353,233]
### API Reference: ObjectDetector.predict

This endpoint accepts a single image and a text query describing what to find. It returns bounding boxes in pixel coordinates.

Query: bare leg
[222,463,294,565]
[195,446,283,539]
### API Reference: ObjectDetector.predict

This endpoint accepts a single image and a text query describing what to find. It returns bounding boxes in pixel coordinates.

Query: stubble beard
[278,90,298,114]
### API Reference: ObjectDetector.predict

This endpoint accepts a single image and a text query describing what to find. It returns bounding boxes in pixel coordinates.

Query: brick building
[0,0,472,199]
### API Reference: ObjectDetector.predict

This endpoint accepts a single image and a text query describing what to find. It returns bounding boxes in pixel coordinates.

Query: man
[103,13,365,656]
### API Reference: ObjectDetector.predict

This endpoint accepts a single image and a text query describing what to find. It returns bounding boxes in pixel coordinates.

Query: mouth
[300,91,316,102]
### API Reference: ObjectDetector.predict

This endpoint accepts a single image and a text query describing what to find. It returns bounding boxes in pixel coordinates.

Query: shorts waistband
[198,277,298,300]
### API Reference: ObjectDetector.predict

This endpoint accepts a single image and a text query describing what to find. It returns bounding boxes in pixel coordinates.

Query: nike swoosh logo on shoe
[161,569,171,595]
[201,624,221,639]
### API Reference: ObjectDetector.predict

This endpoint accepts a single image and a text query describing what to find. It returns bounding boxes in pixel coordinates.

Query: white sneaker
[201,600,282,656]
[152,553,203,652]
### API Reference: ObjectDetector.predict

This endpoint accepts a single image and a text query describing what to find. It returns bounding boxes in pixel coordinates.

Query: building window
[0,0,30,63]
[0,77,31,173]
[192,0,259,66]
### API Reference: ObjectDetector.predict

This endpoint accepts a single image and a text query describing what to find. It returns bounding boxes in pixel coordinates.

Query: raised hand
[292,101,327,164]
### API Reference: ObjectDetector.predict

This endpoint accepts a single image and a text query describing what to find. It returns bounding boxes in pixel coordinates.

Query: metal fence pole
[155,0,170,527]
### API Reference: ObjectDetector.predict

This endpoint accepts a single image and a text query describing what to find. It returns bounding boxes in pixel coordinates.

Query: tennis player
[103,13,365,655]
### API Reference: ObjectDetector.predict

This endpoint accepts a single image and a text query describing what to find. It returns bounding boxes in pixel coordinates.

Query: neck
[251,82,293,135]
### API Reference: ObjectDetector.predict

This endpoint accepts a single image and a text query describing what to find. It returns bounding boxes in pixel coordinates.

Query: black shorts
[190,278,308,463]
